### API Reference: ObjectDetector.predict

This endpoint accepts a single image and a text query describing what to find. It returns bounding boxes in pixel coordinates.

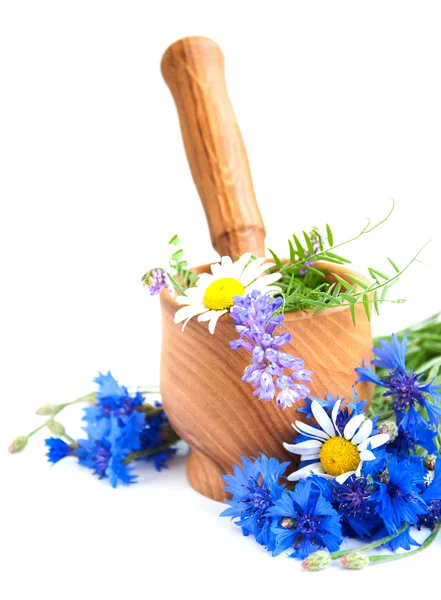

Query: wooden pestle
[161,36,266,258]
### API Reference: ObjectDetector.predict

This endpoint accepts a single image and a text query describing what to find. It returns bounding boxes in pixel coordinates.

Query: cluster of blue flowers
[221,335,441,561]
[230,290,313,409]
[356,333,441,454]
[45,372,178,486]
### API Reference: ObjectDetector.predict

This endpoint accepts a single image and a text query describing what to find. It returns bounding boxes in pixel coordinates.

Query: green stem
[123,441,179,463]
[52,393,96,418]
[167,273,187,296]
[62,433,78,446]
[330,524,408,559]
[27,424,46,439]
[368,521,441,564]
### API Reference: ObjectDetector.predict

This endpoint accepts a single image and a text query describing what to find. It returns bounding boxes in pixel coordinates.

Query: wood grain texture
[160,261,374,502]
[161,36,266,258]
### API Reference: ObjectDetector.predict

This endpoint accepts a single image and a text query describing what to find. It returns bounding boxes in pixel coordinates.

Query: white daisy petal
[344,414,366,440]
[351,419,373,445]
[311,401,336,438]
[208,309,227,334]
[355,462,364,477]
[283,445,322,459]
[174,304,208,323]
[287,463,323,481]
[239,257,267,286]
[360,449,376,462]
[231,252,253,279]
[245,272,282,292]
[210,263,222,277]
[283,440,323,452]
[331,399,342,432]
[176,288,204,305]
[335,471,356,484]
[358,433,389,450]
[293,421,330,440]
[262,285,283,295]
[240,259,271,286]
[197,310,216,322]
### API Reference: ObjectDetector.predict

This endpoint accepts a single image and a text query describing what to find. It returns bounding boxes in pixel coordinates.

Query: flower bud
[424,454,437,471]
[379,468,390,484]
[378,420,398,442]
[45,420,66,436]
[8,436,28,453]
[280,517,296,529]
[36,404,58,416]
[340,552,370,570]
[301,550,331,571]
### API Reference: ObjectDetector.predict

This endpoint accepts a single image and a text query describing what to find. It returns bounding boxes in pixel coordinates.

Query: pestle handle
[161,36,266,258]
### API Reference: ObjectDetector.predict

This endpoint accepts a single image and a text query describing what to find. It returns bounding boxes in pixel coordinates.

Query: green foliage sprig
[168,234,197,289]
[269,201,428,325]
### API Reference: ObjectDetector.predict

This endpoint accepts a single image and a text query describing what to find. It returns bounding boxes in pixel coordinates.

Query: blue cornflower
[371,457,427,534]
[221,454,289,548]
[356,334,441,442]
[74,439,136,487]
[418,466,441,531]
[332,475,381,539]
[89,371,144,420]
[139,402,177,471]
[230,291,312,409]
[45,437,71,464]
[387,424,437,457]
[269,479,342,559]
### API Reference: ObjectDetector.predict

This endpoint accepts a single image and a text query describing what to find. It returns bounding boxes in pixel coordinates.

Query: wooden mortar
[160,36,373,502]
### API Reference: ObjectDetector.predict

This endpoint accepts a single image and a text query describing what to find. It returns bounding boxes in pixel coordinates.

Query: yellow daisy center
[319,437,360,477]
[203,278,245,311]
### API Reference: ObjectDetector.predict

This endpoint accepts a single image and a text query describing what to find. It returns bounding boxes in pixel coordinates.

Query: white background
[1,1,440,598]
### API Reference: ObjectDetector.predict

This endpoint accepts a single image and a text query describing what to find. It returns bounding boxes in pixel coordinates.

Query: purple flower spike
[143,268,174,296]
[230,290,313,409]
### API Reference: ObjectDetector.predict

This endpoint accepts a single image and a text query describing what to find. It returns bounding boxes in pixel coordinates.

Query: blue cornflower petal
[269,479,342,559]
[371,333,408,372]
[371,457,427,533]
[94,371,128,400]
[45,437,71,464]
[221,454,289,549]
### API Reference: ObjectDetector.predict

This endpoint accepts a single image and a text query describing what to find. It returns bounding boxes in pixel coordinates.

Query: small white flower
[174,253,281,334]
[284,399,389,484]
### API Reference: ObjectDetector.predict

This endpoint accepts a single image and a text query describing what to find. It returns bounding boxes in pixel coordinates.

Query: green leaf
[387,257,400,272]
[362,294,371,321]
[350,303,357,326]
[303,231,315,255]
[171,249,184,261]
[326,224,334,246]
[268,248,283,269]
[168,234,180,246]
[325,251,351,264]
[340,293,357,303]
[380,284,390,302]
[373,290,380,315]
[368,268,389,280]
[305,266,327,278]
[288,239,295,264]
[332,274,351,290]
[293,235,306,260]
[344,274,369,290]
[332,282,342,297]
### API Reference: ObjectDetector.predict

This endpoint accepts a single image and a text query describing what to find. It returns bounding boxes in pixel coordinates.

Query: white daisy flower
[284,399,389,484]
[174,253,281,334]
